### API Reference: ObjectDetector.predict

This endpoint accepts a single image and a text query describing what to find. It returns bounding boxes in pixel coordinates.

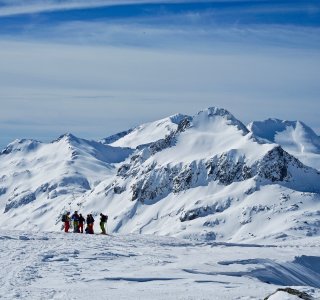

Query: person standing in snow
[100,213,108,235]
[63,212,71,233]
[85,214,90,234]
[78,213,85,233]
[86,214,94,234]
[71,211,80,233]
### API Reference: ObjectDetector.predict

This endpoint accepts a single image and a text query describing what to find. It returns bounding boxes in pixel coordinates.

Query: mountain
[79,108,320,242]
[0,134,132,229]
[0,108,320,242]
[101,113,190,149]
[248,118,320,170]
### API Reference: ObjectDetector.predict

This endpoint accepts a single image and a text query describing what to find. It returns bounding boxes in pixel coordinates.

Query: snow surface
[103,114,189,149]
[154,107,273,165]
[0,230,319,300]
[267,291,301,300]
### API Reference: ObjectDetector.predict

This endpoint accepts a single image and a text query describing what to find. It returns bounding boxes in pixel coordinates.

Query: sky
[0,0,320,148]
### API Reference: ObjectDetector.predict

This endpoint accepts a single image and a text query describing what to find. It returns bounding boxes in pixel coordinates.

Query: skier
[78,213,85,233]
[85,214,90,234]
[62,212,71,233]
[100,213,108,235]
[71,211,80,233]
[86,214,95,234]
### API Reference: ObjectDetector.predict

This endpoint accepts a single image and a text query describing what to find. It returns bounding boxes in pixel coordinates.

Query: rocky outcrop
[264,288,313,300]
[114,142,314,204]
[256,146,304,182]
[5,191,36,212]
[180,198,232,222]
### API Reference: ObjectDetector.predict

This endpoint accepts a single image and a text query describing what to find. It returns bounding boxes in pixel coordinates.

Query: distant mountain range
[1,107,319,242]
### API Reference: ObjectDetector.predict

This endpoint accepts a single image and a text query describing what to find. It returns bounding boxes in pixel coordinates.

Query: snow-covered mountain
[1,108,320,242]
[81,107,320,242]
[0,134,132,229]
[248,118,320,170]
[101,113,190,149]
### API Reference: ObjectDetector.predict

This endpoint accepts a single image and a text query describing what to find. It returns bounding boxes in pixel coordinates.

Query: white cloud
[0,0,213,17]
[0,0,317,19]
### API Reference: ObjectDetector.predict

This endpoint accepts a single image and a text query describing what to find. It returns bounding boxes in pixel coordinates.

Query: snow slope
[0,230,319,300]
[248,118,320,170]
[101,113,189,149]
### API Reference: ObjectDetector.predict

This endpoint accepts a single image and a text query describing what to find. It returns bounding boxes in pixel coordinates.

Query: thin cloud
[0,0,214,17]
[0,0,319,148]
[0,38,319,149]
[0,0,319,19]
[9,19,320,51]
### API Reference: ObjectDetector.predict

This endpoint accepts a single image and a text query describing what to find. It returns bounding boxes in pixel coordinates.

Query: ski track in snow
[0,231,320,300]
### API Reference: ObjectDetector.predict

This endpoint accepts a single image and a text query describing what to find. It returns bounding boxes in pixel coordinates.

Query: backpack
[62,214,66,222]
[101,214,108,222]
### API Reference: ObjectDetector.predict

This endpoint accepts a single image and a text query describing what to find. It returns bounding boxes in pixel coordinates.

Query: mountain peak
[54,133,80,144]
[168,113,191,125]
[248,119,319,142]
[248,118,320,170]
[1,139,41,155]
[201,107,231,117]
[193,107,249,135]
[248,119,320,148]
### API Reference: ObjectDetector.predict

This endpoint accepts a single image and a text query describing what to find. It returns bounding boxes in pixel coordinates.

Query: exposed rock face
[264,288,313,300]
[256,146,303,182]
[180,198,232,222]
[5,192,36,212]
[100,129,134,145]
[113,142,315,204]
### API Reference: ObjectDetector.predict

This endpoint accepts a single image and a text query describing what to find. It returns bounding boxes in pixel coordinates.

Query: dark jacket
[87,215,94,224]
[100,214,108,223]
[79,215,85,224]
[72,213,79,221]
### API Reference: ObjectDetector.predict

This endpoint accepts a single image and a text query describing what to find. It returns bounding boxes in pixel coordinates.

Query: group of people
[62,211,108,235]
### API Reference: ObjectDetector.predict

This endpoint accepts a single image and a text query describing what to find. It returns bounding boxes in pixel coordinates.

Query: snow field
[0,231,319,300]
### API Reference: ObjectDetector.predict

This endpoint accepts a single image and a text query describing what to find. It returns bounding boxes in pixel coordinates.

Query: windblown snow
[248,118,320,170]
[1,107,320,299]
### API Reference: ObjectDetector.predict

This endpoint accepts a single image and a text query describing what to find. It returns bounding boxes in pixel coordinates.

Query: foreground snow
[0,230,319,300]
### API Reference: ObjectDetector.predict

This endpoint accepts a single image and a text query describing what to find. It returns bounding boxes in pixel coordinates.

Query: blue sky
[0,0,320,148]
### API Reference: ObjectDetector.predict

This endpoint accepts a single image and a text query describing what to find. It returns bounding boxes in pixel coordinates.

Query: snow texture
[0,230,319,300]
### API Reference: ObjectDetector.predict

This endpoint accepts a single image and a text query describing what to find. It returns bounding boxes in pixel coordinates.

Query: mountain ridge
[0,106,320,242]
